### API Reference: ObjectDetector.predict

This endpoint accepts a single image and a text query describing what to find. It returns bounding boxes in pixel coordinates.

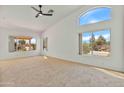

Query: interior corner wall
[0,27,41,60]
[42,5,124,72]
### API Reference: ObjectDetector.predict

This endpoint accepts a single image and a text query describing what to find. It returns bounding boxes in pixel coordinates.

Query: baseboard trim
[47,55,124,73]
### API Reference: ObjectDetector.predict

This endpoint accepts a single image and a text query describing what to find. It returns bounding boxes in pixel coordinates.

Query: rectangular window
[43,37,48,51]
[81,29,110,56]
[9,36,37,52]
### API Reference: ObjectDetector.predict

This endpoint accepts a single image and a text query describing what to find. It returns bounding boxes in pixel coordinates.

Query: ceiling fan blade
[48,9,54,13]
[42,13,53,16]
[35,13,40,18]
[31,6,40,12]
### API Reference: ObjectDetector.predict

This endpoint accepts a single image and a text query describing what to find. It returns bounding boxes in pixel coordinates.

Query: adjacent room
[0,5,124,87]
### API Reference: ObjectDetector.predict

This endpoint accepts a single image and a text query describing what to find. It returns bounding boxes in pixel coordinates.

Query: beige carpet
[0,56,124,87]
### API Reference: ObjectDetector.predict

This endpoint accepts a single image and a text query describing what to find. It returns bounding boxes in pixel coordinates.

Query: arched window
[79,7,111,25]
[79,7,111,56]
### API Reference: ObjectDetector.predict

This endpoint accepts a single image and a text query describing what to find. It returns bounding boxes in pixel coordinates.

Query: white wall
[0,27,41,60]
[42,6,124,72]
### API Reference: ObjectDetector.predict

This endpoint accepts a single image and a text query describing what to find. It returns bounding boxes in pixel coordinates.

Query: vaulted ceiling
[0,5,82,32]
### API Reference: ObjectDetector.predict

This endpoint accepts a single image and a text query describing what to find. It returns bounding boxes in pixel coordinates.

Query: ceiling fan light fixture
[39,13,42,16]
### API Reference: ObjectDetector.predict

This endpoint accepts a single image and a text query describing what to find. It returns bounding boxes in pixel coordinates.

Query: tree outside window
[82,29,110,56]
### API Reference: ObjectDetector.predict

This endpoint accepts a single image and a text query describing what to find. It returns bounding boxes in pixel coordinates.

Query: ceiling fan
[31,5,54,18]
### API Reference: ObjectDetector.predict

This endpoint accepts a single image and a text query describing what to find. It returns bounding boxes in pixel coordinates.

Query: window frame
[79,28,111,57]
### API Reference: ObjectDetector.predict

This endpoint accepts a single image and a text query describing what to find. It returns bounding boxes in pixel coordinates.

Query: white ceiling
[0,5,82,32]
